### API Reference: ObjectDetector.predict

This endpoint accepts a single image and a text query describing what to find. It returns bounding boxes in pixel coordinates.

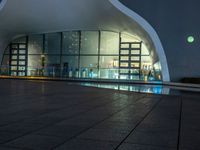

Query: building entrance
[9,43,28,76]
[119,41,142,80]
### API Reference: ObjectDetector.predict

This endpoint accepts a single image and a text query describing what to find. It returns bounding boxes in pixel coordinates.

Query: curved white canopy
[0,0,169,81]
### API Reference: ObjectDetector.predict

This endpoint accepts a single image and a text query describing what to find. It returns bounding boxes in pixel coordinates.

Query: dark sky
[119,0,200,81]
[120,0,200,30]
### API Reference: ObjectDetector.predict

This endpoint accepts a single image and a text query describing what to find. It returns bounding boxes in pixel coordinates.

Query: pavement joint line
[0,144,32,150]
[123,141,176,149]
[1,92,143,146]
[114,97,163,150]
[177,96,183,150]
[0,91,117,127]
[51,94,147,149]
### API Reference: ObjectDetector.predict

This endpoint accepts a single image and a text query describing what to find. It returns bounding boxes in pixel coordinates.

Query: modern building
[0,0,199,82]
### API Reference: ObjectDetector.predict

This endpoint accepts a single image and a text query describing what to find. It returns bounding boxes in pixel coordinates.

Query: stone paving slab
[0,79,199,150]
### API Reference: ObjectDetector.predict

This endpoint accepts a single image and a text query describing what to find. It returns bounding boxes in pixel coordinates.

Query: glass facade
[0,31,162,81]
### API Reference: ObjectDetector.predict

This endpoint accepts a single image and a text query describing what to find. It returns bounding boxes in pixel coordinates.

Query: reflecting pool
[80,83,170,95]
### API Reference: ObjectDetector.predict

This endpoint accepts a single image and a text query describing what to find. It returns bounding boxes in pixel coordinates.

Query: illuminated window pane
[28,55,42,68]
[63,32,79,54]
[45,33,61,54]
[19,61,25,65]
[80,56,98,78]
[100,31,119,54]
[28,35,43,54]
[99,56,118,79]
[80,31,98,54]
[62,56,79,78]
[4,46,10,54]
[99,56,118,69]
[12,37,26,43]
[1,55,9,66]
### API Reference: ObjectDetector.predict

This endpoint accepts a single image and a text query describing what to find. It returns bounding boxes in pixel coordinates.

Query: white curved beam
[109,0,170,81]
[0,0,7,11]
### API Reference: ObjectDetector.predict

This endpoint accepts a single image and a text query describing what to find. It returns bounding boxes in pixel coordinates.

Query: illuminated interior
[0,30,162,81]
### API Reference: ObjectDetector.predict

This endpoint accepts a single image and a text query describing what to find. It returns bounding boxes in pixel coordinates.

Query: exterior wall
[120,0,200,81]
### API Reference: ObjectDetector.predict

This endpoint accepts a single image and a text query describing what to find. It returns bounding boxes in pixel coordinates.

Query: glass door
[10,43,27,76]
[119,41,142,80]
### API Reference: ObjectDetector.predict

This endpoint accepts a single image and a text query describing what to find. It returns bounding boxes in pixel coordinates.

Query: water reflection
[81,83,170,95]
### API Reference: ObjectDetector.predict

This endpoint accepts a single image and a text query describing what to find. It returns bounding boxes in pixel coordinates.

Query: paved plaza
[0,79,199,150]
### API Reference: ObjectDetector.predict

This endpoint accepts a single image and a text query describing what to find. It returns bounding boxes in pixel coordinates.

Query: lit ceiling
[0,0,157,61]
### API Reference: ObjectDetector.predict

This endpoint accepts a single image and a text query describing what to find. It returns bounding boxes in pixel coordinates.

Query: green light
[187,36,195,43]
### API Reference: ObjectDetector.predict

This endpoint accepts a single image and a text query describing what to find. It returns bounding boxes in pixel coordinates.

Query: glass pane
[121,34,140,43]
[27,55,43,76]
[19,56,26,60]
[63,32,79,54]
[28,55,42,68]
[1,55,10,75]
[121,44,129,49]
[1,55,9,66]
[19,61,25,65]
[121,50,129,55]
[11,44,18,49]
[80,31,98,54]
[45,33,61,54]
[131,57,140,61]
[99,56,118,69]
[19,44,26,49]
[4,46,10,54]
[121,56,128,61]
[80,56,98,78]
[44,56,61,77]
[62,56,79,78]
[131,63,140,68]
[18,66,26,71]
[28,34,43,54]
[100,31,119,54]
[99,69,118,79]
[12,37,26,43]
[120,62,128,67]
[131,50,140,55]
[19,50,26,54]
[11,55,17,60]
[18,72,25,76]
[11,61,17,65]
[11,71,17,76]
[11,66,17,71]
[141,44,150,55]
[131,43,141,49]
[141,56,152,63]
[11,50,18,54]
[45,55,60,66]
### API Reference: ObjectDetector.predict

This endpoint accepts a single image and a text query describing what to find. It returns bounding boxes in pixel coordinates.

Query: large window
[80,56,98,78]
[28,35,43,54]
[99,56,118,79]
[1,31,158,81]
[12,37,26,44]
[45,33,61,54]
[80,31,98,54]
[62,56,79,78]
[100,31,119,55]
[63,32,79,54]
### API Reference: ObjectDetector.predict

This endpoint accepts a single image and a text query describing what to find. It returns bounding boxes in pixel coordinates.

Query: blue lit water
[80,83,171,95]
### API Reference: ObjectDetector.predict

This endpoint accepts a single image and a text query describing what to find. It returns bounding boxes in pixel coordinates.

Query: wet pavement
[0,79,199,150]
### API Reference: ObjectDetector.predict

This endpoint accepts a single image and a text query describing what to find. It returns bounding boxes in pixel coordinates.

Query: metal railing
[0,65,162,81]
